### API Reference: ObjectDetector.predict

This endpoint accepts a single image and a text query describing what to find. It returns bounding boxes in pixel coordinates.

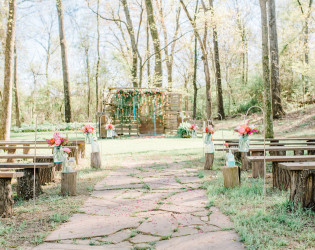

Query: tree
[95,0,100,112]
[56,0,72,123]
[181,0,212,120]
[259,0,274,138]
[208,0,225,119]
[192,0,199,120]
[13,42,21,127]
[268,0,285,118]
[0,0,17,140]
[145,0,163,87]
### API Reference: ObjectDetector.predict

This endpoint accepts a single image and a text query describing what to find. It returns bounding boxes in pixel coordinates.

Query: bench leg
[35,158,55,185]
[7,147,16,163]
[241,152,249,171]
[0,178,13,218]
[78,143,85,158]
[290,170,315,210]
[272,163,290,191]
[17,169,43,200]
[23,144,31,154]
[252,151,264,178]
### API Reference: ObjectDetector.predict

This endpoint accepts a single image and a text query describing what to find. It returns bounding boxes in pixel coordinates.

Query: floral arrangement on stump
[235,121,259,152]
[190,124,197,138]
[62,147,71,173]
[106,123,115,138]
[82,124,95,144]
[47,132,68,163]
[177,122,192,138]
[204,125,215,153]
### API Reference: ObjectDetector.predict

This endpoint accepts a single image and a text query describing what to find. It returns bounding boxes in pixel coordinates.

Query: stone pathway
[35,158,244,249]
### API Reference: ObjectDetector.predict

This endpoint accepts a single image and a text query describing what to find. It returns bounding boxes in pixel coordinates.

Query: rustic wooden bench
[0,172,24,218]
[0,163,53,200]
[247,155,315,190]
[214,138,315,142]
[279,162,315,211]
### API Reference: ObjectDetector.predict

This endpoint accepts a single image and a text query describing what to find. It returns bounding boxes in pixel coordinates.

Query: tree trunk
[146,19,151,87]
[17,169,43,200]
[272,164,290,191]
[0,178,13,218]
[56,0,72,123]
[61,172,77,196]
[145,0,163,87]
[204,153,214,170]
[85,46,91,121]
[259,0,274,139]
[35,158,55,185]
[122,0,138,88]
[13,42,21,127]
[268,0,285,119]
[95,0,100,112]
[209,0,225,119]
[0,0,16,140]
[192,1,199,119]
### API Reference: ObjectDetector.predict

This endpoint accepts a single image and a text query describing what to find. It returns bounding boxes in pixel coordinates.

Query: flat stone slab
[209,207,234,229]
[45,214,140,241]
[155,231,244,250]
[130,234,160,243]
[33,241,133,250]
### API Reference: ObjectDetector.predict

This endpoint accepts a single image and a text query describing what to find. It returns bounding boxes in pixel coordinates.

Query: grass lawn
[0,109,314,249]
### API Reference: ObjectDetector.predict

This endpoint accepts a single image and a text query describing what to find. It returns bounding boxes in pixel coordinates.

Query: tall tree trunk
[209,0,225,119]
[145,0,163,87]
[122,0,138,88]
[56,0,72,123]
[192,0,199,120]
[85,46,91,121]
[268,0,284,119]
[95,0,100,112]
[13,42,21,127]
[146,19,151,87]
[180,0,212,120]
[260,0,274,138]
[0,0,16,140]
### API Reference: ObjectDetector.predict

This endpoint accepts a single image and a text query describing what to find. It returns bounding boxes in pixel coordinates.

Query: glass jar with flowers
[47,132,68,163]
[204,125,215,153]
[62,147,71,173]
[190,124,197,138]
[82,125,95,144]
[106,124,115,138]
[235,121,259,152]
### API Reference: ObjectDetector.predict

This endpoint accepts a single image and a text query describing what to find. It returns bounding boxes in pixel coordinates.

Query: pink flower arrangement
[47,132,68,147]
[82,124,95,134]
[190,124,197,131]
[106,124,114,130]
[235,120,259,136]
[205,125,214,134]
[62,147,71,154]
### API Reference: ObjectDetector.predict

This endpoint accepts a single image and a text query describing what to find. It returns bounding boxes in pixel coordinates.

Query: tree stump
[272,164,290,190]
[241,152,249,171]
[91,152,102,169]
[290,170,315,210]
[222,166,240,188]
[0,178,13,218]
[55,163,62,171]
[252,151,264,178]
[36,158,55,185]
[23,144,31,154]
[307,140,315,155]
[204,153,214,170]
[61,172,77,196]
[17,169,43,200]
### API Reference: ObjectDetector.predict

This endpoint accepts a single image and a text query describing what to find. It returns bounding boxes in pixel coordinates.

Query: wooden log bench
[279,162,315,210]
[0,172,24,217]
[0,163,53,200]
[247,155,315,190]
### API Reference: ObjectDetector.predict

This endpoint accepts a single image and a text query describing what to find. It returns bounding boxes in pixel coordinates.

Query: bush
[177,122,191,138]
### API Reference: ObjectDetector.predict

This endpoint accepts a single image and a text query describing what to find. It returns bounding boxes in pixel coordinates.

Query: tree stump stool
[272,163,290,191]
[23,144,31,154]
[36,158,55,185]
[204,153,214,170]
[222,166,241,188]
[17,168,43,200]
[61,172,77,196]
[241,152,249,171]
[252,151,264,178]
[91,152,102,169]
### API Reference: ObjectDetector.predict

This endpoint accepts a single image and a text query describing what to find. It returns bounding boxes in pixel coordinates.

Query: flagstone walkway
[35,157,244,250]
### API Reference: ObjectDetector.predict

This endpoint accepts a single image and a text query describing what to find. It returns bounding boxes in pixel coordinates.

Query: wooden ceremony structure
[97,88,183,137]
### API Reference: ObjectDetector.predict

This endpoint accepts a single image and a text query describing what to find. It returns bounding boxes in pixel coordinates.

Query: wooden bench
[247,155,315,190]
[279,162,315,210]
[215,142,315,146]
[214,137,315,142]
[0,172,24,217]
[0,163,53,200]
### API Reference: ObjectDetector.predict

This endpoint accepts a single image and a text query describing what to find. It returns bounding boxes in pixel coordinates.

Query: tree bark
[13,42,21,127]
[95,0,100,112]
[91,152,102,169]
[209,0,225,119]
[259,0,274,139]
[84,45,91,121]
[0,0,17,140]
[17,169,43,200]
[145,0,163,87]
[193,33,198,120]
[122,0,138,88]
[61,172,77,196]
[0,178,13,218]
[223,166,240,188]
[56,0,72,123]
[204,153,214,170]
[268,0,285,119]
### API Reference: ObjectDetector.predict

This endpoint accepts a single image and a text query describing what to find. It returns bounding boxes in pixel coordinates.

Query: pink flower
[53,132,61,139]
[62,147,71,154]
[55,138,61,146]
[238,127,245,134]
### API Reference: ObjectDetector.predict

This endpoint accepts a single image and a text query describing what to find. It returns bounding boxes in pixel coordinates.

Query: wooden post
[36,158,55,185]
[16,169,43,200]
[91,152,102,169]
[23,144,31,154]
[61,172,77,196]
[78,143,86,158]
[204,153,214,170]
[241,152,249,170]
[222,166,240,188]
[0,178,13,217]
[252,151,264,178]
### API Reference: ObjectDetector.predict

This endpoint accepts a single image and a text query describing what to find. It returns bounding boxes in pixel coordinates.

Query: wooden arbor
[98,88,183,137]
